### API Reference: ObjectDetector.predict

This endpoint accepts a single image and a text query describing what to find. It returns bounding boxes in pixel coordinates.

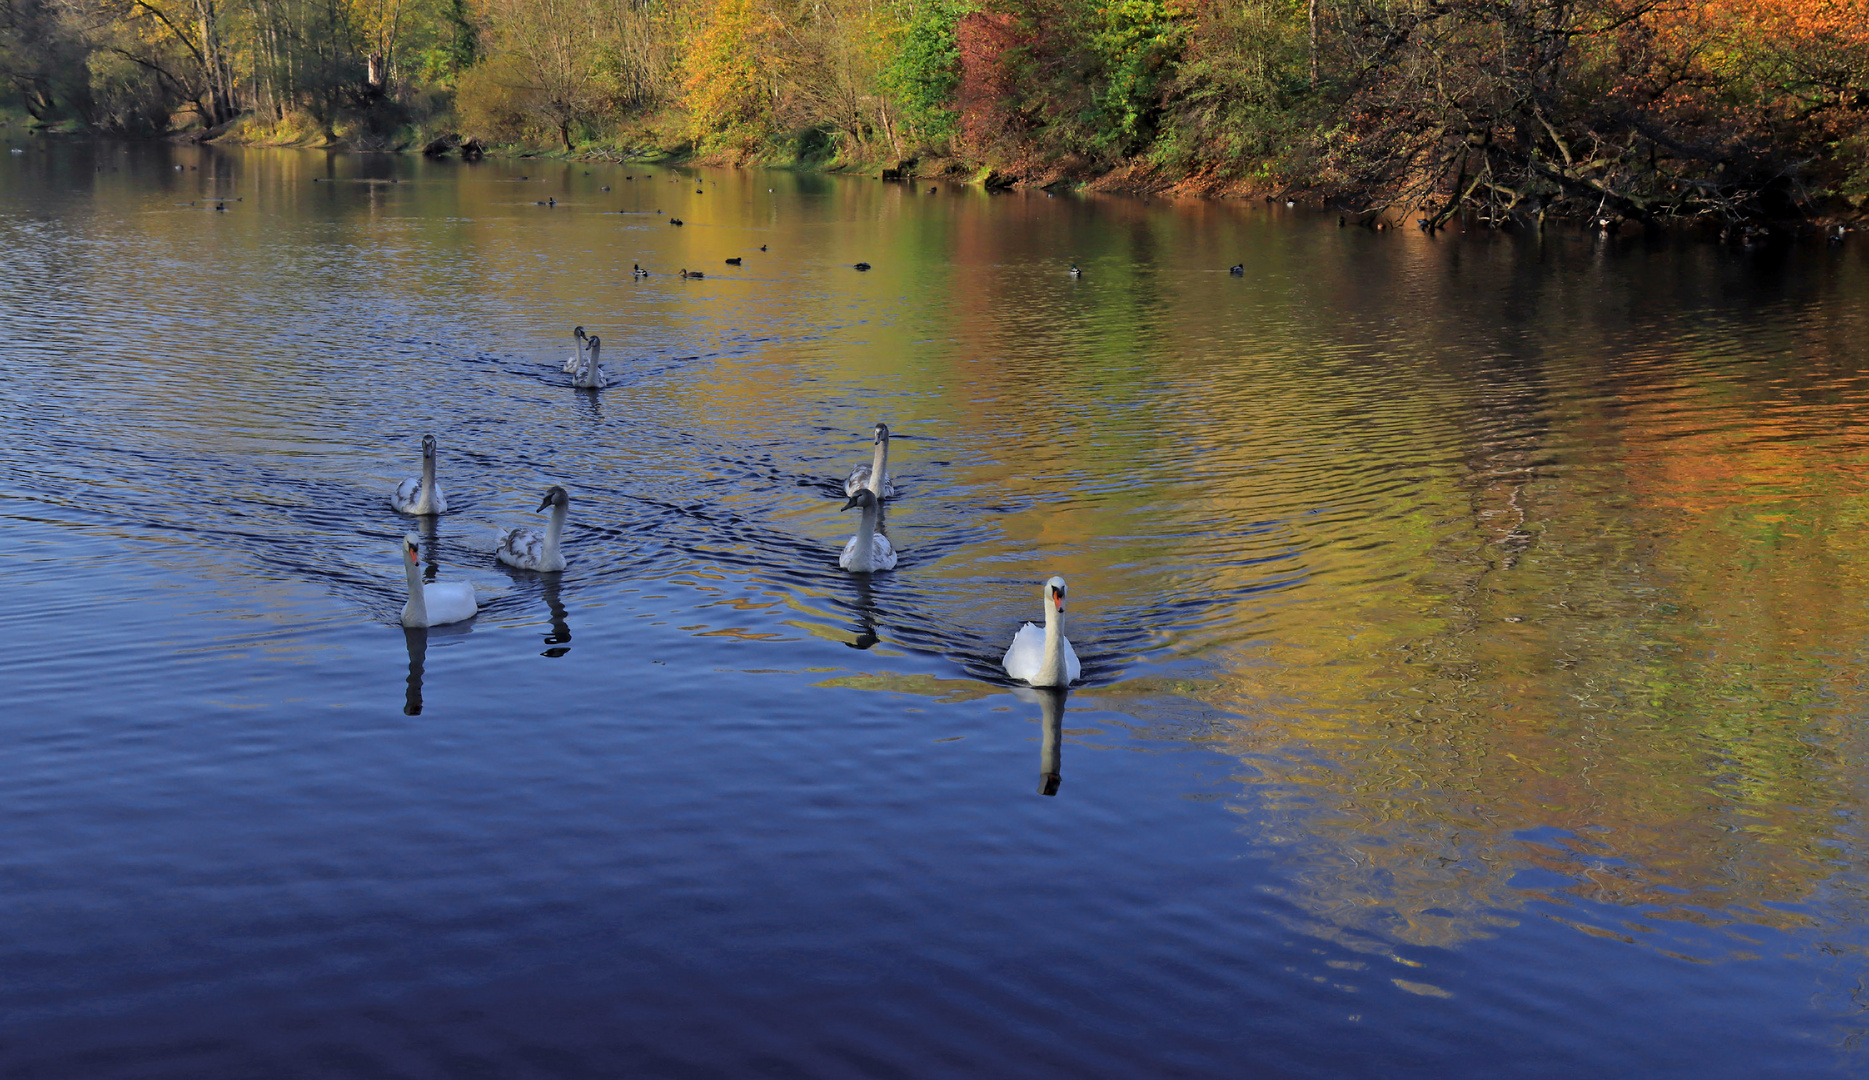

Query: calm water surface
[3,141,1868,1077]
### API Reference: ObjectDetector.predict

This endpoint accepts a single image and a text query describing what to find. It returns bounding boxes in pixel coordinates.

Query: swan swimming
[838,489,897,572]
[399,534,479,628]
[496,485,570,572]
[391,435,448,515]
[1002,576,1082,686]
[844,422,896,499]
[560,325,588,373]
[571,334,604,389]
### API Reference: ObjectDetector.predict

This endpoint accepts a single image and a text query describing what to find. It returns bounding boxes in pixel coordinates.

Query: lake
[2,139,1866,1077]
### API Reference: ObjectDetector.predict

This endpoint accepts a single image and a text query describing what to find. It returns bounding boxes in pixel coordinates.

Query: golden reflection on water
[13,144,1869,962]
[1190,358,1869,952]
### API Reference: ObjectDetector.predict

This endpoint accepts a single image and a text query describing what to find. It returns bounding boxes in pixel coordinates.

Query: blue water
[2,139,1866,1077]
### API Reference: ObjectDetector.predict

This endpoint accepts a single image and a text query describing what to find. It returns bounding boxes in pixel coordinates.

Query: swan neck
[421,454,437,505]
[1041,603,1067,682]
[868,438,888,495]
[544,503,567,558]
[403,553,427,621]
[851,502,878,571]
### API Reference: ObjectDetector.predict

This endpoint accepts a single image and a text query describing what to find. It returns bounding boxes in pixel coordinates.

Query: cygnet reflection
[575,385,605,423]
[1014,686,1069,796]
[541,574,572,657]
[418,526,442,583]
[844,575,880,650]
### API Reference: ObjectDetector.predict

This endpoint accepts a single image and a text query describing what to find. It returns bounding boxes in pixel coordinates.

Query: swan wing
[845,464,871,496]
[872,533,897,570]
[392,476,443,514]
[1002,622,1047,683]
[496,526,544,570]
[838,534,861,570]
[392,476,422,513]
[878,474,896,498]
[422,580,479,626]
[1063,635,1082,683]
[561,351,581,373]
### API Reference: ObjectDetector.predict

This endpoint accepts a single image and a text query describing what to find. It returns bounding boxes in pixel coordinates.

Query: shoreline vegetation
[3,0,1866,232]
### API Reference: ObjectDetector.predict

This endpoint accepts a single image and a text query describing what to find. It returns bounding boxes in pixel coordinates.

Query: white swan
[496,485,570,572]
[844,422,896,498]
[560,325,588,373]
[399,534,479,628]
[571,333,604,389]
[1002,576,1082,686]
[391,435,448,515]
[838,489,897,572]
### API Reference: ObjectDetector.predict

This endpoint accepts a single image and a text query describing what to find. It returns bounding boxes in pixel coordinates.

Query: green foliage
[880,0,968,146]
[415,0,482,86]
[1151,0,1310,177]
[1089,0,1185,154]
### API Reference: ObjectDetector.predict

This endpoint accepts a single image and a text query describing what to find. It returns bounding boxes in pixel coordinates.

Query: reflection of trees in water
[1189,323,1869,953]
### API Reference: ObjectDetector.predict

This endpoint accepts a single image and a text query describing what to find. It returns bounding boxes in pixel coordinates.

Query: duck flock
[392,327,1082,688]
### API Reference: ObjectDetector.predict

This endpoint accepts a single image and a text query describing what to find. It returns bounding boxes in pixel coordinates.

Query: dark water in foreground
[2,140,1867,1077]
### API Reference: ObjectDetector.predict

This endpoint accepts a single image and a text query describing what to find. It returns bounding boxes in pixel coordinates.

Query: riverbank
[189,104,1293,203]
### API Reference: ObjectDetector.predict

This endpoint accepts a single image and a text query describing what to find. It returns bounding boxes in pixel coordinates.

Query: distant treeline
[4,0,1867,223]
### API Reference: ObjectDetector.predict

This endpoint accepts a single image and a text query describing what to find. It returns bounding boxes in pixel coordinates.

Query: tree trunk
[366,51,387,98]
[192,0,237,125]
[1308,0,1319,88]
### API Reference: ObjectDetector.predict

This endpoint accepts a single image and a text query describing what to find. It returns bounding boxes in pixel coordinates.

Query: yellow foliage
[455,49,542,141]
[681,0,786,150]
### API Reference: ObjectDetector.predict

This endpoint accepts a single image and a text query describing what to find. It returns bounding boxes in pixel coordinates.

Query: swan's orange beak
[1052,591,1064,612]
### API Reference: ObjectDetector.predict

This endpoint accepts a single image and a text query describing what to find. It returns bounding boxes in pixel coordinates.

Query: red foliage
[955,12,1027,153]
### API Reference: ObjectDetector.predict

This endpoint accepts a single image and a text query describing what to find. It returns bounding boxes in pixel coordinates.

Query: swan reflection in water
[541,574,571,657]
[400,619,476,715]
[844,575,880,650]
[574,384,604,423]
[1013,686,1069,796]
[403,627,427,715]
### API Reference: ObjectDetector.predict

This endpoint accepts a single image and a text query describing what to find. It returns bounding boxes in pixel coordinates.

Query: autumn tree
[682,0,785,151]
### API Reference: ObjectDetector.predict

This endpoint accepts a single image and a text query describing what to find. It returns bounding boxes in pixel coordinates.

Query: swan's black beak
[840,495,861,511]
[537,494,553,511]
